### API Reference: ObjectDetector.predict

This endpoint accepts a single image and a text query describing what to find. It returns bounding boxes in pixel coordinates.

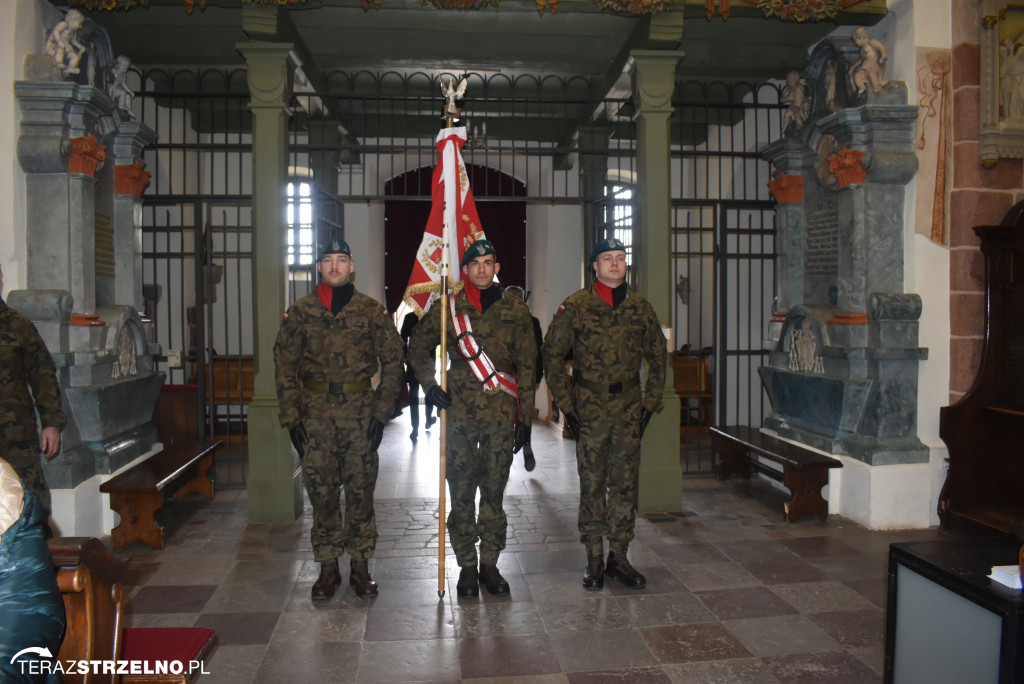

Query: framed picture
[979,1,1024,165]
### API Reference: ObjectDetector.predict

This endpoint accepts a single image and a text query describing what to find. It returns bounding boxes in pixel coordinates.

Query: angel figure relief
[441,76,468,125]
[850,27,889,95]
[781,71,809,132]
[789,320,825,374]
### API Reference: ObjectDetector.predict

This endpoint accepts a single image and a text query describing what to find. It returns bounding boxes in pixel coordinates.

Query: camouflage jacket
[543,285,666,419]
[273,289,404,428]
[409,287,536,425]
[0,299,66,445]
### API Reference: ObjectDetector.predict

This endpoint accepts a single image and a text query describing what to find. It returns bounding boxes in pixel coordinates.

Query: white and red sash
[449,295,518,399]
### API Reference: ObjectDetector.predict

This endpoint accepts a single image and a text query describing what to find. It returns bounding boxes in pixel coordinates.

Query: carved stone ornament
[828,147,867,187]
[788,319,824,374]
[979,0,1024,165]
[114,161,151,197]
[69,134,107,177]
[768,173,804,204]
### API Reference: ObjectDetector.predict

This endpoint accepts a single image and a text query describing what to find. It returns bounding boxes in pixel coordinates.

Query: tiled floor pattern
[116,412,948,683]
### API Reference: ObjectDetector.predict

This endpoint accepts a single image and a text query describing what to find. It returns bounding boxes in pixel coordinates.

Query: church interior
[2,0,1023,681]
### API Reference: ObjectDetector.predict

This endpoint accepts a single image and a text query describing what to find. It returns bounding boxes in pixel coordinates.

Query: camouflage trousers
[4,440,51,516]
[446,418,515,568]
[302,417,378,563]
[575,406,642,556]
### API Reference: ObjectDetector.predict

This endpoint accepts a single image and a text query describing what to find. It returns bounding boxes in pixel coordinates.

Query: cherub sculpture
[849,27,889,95]
[107,55,134,112]
[440,76,467,124]
[45,9,87,76]
[781,70,809,131]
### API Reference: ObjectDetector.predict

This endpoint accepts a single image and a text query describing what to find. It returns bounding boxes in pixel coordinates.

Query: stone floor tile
[763,650,882,683]
[458,634,562,679]
[694,586,798,621]
[548,628,659,673]
[638,623,752,664]
[193,611,280,646]
[722,615,841,658]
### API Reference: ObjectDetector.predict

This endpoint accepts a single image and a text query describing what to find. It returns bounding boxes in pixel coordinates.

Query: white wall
[2,0,43,288]
[346,201,386,305]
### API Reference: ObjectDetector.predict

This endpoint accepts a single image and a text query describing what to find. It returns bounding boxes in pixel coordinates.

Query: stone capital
[69,134,106,178]
[114,161,151,197]
[630,50,684,115]
[768,173,804,204]
[236,41,294,108]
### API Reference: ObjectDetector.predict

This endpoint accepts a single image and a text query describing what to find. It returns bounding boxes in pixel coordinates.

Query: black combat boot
[478,563,510,596]
[605,551,646,589]
[311,558,341,601]
[582,553,604,590]
[456,565,479,598]
[349,559,379,598]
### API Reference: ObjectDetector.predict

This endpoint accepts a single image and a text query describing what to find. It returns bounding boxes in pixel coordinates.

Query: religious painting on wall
[914,47,951,244]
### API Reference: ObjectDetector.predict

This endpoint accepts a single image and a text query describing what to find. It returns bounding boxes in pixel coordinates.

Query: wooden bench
[711,425,843,522]
[50,537,218,684]
[100,439,222,550]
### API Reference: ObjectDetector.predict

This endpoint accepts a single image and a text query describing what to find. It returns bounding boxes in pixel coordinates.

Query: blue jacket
[0,462,65,683]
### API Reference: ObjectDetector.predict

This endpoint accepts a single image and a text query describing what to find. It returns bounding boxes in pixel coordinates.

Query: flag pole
[437,75,464,599]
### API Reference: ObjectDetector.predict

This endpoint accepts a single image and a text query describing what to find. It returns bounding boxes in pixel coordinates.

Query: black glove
[425,385,452,411]
[367,417,385,451]
[513,421,531,454]
[289,423,308,459]
[639,409,653,439]
[565,411,583,441]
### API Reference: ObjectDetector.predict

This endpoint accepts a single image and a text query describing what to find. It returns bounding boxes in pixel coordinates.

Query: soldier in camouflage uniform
[0,263,65,521]
[274,240,403,601]
[409,239,536,597]
[543,237,666,590]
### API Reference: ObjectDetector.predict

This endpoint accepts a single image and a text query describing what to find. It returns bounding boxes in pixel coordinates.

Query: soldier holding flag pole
[404,78,536,598]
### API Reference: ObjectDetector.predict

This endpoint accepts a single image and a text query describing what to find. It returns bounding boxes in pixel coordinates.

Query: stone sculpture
[107,55,134,112]
[782,70,809,132]
[44,9,87,76]
[849,27,889,95]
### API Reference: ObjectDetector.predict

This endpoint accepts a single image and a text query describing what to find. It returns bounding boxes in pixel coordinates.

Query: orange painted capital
[827,148,866,188]
[768,174,804,204]
[69,134,107,178]
[115,161,151,197]
[828,313,868,325]
[70,313,106,327]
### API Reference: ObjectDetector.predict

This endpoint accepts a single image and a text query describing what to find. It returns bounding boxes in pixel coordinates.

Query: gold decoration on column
[744,0,869,22]
[69,134,106,178]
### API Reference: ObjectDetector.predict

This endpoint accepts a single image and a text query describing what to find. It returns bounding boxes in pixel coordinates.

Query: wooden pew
[712,425,843,522]
[49,538,218,684]
[99,439,221,550]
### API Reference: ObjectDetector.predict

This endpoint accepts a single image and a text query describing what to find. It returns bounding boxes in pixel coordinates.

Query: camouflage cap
[317,239,351,261]
[590,237,627,264]
[461,239,496,268]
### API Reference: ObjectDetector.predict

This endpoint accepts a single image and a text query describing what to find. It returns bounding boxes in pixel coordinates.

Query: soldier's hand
[289,423,308,459]
[40,427,61,459]
[513,421,531,454]
[425,385,452,411]
[565,412,583,441]
[367,417,385,451]
[639,409,653,439]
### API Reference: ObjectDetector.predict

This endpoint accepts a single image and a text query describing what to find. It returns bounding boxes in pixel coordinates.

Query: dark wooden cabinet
[938,204,1024,538]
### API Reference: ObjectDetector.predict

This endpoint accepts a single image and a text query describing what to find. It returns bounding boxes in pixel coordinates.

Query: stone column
[631,50,683,512]
[110,121,157,313]
[237,41,303,523]
[579,124,611,266]
[15,83,110,315]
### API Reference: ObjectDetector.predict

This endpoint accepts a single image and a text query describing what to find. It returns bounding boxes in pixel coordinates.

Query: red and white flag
[403,126,486,316]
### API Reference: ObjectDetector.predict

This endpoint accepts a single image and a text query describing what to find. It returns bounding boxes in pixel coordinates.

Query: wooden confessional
[938,201,1024,560]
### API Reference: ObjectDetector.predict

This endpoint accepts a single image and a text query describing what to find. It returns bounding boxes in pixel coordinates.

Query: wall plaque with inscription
[804,200,839,276]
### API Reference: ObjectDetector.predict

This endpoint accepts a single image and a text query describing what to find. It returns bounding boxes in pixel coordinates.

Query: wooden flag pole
[436,75,466,599]
[437,271,448,599]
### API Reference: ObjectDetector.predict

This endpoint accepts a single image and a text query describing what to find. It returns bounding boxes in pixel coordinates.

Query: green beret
[317,239,351,261]
[461,239,495,267]
[590,237,627,264]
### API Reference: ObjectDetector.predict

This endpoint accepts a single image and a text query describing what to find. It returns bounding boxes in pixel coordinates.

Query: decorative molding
[71,314,106,327]
[744,0,869,22]
[767,173,804,204]
[114,161,151,197]
[68,134,106,178]
[978,1,1024,165]
[828,147,866,187]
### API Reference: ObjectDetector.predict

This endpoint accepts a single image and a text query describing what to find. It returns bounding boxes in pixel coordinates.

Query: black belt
[303,377,372,394]
[573,374,639,395]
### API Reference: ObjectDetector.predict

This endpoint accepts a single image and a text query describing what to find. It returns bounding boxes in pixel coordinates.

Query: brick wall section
[948,15,1024,404]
